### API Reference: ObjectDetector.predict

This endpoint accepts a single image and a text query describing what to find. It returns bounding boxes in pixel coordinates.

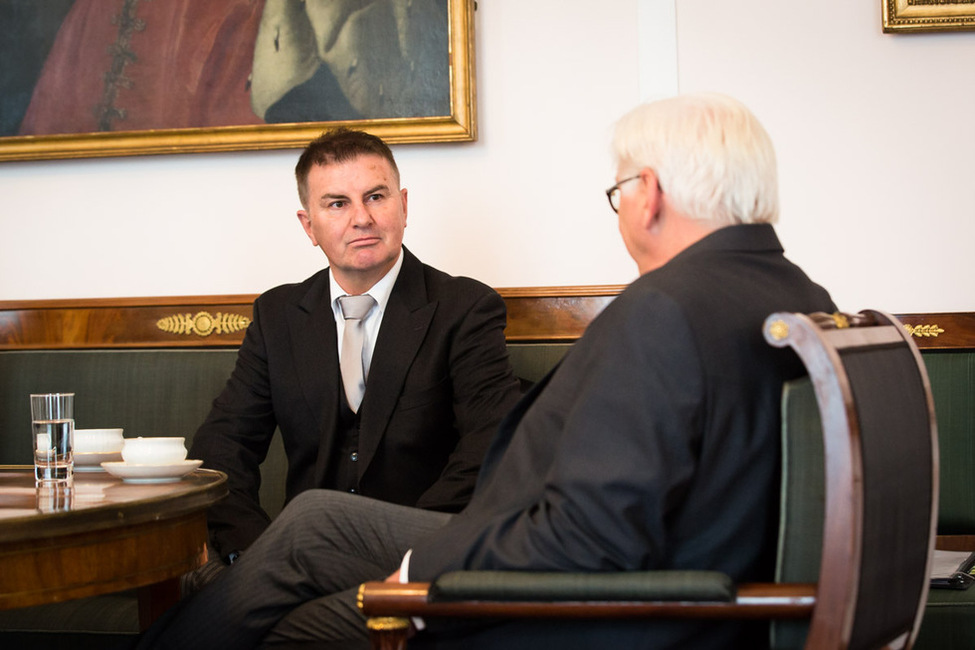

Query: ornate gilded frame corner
[883,0,975,33]
[0,0,477,162]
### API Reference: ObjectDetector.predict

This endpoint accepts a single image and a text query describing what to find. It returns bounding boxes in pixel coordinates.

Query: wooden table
[0,466,226,628]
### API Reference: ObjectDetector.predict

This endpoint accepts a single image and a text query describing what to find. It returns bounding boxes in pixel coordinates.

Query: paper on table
[930,549,975,589]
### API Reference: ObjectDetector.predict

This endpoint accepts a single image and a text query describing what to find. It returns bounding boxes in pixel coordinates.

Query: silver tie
[338,294,376,413]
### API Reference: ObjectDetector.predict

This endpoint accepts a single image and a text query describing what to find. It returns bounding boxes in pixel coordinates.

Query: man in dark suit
[140,93,835,649]
[189,128,522,570]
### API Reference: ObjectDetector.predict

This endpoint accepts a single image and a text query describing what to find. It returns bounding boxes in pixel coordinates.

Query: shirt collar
[329,248,405,316]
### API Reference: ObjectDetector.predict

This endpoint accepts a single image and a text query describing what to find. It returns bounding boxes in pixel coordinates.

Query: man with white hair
[138,93,835,649]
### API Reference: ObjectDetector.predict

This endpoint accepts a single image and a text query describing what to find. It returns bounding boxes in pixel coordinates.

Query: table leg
[138,577,181,631]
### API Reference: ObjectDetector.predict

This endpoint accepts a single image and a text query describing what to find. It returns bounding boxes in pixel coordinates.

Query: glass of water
[30,393,75,485]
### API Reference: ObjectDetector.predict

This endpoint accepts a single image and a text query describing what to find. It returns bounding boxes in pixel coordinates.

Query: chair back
[772,376,824,649]
[765,310,939,650]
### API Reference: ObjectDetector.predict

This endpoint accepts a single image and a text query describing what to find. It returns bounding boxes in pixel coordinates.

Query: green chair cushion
[914,587,975,649]
[430,570,735,603]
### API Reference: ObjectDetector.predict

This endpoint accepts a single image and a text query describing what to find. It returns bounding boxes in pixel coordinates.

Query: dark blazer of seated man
[190,128,523,564]
[137,93,836,650]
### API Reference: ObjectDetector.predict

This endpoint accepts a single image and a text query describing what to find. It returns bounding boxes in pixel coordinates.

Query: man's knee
[275,489,363,532]
[283,489,350,514]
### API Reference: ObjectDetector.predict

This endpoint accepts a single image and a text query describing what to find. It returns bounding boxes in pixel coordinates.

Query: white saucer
[75,451,123,471]
[101,460,203,483]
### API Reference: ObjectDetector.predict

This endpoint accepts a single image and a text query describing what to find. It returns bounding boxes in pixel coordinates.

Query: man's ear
[638,169,663,231]
[400,188,408,228]
[297,210,318,246]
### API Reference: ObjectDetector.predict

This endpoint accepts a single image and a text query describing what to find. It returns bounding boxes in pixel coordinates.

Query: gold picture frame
[883,0,975,33]
[0,0,476,162]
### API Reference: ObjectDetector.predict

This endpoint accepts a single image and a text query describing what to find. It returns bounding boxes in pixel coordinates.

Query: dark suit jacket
[409,225,836,650]
[192,248,522,556]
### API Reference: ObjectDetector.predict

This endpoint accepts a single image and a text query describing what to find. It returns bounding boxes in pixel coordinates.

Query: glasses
[605,175,641,213]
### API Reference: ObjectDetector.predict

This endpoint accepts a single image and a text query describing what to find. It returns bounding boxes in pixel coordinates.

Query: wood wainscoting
[0,289,971,350]
[0,286,625,349]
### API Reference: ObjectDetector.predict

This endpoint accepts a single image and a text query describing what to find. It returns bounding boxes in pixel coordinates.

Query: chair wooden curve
[357,309,939,650]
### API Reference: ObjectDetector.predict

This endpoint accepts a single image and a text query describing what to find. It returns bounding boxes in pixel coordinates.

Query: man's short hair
[295,128,401,208]
[611,93,779,226]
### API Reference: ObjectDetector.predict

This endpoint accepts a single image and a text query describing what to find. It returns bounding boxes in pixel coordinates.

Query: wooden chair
[358,310,939,650]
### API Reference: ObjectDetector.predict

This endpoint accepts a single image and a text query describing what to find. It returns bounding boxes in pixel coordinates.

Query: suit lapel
[285,273,343,483]
[356,250,435,473]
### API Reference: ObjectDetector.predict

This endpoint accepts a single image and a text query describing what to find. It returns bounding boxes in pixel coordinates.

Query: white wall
[676,0,975,313]
[1,0,973,313]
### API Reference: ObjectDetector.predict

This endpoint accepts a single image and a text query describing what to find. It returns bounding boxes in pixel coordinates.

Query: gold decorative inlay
[830,313,850,329]
[366,617,412,631]
[768,319,790,341]
[905,323,945,339]
[156,311,251,337]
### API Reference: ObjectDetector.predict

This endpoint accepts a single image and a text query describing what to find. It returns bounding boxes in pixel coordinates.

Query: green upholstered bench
[0,289,606,645]
[0,349,288,511]
[0,296,970,647]
[912,341,975,649]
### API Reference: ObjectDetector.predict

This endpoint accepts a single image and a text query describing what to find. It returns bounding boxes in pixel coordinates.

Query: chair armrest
[430,570,735,602]
[358,579,816,620]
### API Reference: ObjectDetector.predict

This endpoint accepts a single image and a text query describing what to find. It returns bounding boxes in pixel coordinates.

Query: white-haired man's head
[611,93,779,227]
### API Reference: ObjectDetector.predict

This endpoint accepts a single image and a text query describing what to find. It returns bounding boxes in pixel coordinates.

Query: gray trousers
[138,490,452,649]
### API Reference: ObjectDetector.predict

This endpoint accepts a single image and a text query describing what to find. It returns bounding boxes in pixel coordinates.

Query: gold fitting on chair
[767,319,790,342]
[830,313,850,329]
[366,617,412,632]
[355,583,371,611]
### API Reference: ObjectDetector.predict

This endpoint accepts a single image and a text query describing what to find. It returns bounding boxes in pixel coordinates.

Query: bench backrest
[0,290,608,517]
[1,296,972,536]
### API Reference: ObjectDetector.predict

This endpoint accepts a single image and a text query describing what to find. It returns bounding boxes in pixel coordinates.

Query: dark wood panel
[1,291,972,350]
[498,286,623,342]
[0,287,627,349]
[0,296,258,349]
[895,312,975,350]
[936,535,975,552]
[0,512,207,610]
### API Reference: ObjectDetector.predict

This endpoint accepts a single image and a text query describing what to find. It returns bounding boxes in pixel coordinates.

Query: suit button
[350,451,359,462]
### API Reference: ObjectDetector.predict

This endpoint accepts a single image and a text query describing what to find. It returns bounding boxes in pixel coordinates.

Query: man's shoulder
[594,277,687,333]
[421,263,495,295]
[614,227,833,340]
[254,268,330,309]
[402,253,500,306]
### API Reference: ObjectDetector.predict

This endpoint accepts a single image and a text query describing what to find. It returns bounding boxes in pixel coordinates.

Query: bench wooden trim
[894,312,975,350]
[0,290,971,350]
[0,286,627,349]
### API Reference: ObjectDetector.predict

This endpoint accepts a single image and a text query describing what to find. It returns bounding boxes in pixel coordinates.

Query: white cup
[74,428,125,454]
[121,437,187,465]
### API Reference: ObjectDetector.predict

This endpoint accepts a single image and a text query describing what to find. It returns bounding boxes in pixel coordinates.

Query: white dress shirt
[328,249,405,379]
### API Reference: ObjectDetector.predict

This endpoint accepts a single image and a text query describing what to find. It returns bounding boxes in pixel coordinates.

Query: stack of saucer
[74,428,125,472]
[102,436,202,483]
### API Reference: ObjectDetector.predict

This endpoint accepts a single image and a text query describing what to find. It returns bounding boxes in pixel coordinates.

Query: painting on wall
[883,0,975,32]
[0,0,476,162]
